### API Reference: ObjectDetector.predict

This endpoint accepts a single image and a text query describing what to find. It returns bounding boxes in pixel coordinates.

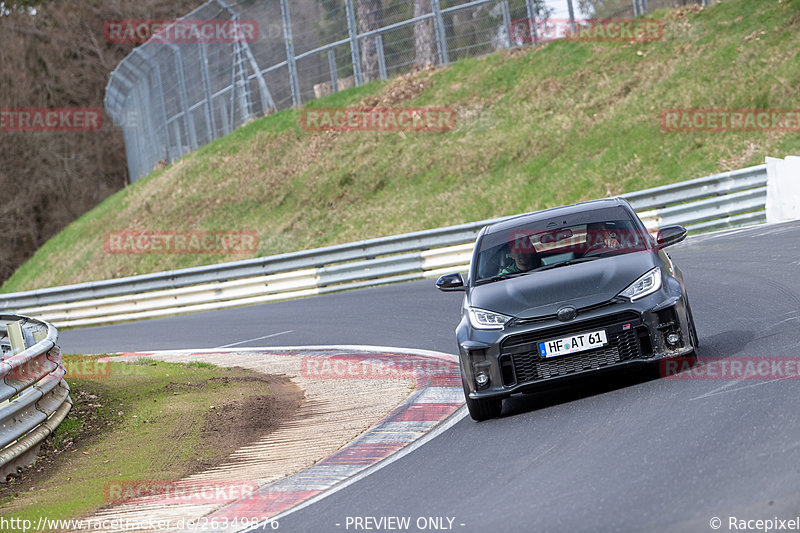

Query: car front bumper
[457,289,695,400]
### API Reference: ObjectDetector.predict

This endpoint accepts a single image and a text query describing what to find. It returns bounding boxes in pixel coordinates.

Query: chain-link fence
[105,0,709,182]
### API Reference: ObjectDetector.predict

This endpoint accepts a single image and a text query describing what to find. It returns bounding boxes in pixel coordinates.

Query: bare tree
[0,0,202,287]
[357,0,383,82]
[413,0,435,68]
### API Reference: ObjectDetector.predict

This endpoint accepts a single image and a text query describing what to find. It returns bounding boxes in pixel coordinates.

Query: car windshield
[474,206,651,283]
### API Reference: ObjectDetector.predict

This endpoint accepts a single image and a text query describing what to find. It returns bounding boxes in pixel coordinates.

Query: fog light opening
[475,371,490,389]
[666,332,681,347]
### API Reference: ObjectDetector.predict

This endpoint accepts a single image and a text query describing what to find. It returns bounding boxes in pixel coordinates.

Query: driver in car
[498,245,541,275]
[586,224,622,252]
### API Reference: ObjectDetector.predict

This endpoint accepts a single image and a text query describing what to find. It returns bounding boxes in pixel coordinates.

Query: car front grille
[499,312,648,386]
[502,312,640,349]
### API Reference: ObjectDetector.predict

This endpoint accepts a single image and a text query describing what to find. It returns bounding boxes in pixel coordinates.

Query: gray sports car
[436,198,698,421]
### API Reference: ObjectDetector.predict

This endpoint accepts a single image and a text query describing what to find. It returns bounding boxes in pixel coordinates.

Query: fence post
[238,38,275,114]
[525,0,539,45]
[198,42,218,141]
[376,34,388,80]
[152,64,170,157]
[501,1,511,48]
[279,0,301,106]
[566,0,576,34]
[345,0,362,86]
[431,0,449,65]
[328,49,339,93]
[139,74,162,168]
[214,0,275,114]
[170,47,197,151]
[172,121,183,157]
[220,94,231,136]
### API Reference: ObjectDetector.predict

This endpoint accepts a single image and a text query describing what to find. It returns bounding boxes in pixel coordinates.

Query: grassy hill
[4,0,799,293]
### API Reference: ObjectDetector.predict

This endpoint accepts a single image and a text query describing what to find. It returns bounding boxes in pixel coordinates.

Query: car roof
[483,198,630,236]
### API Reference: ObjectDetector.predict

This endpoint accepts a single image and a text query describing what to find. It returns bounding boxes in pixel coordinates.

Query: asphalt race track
[60,221,800,532]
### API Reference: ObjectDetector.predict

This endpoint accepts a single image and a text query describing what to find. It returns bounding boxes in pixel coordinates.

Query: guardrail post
[376,34,388,80]
[431,0,449,65]
[345,0,363,86]
[7,321,25,355]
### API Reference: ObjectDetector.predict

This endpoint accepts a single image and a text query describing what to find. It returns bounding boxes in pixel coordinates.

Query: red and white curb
[98,346,465,532]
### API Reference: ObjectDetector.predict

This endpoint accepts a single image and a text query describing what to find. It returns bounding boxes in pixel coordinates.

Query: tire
[685,298,700,351]
[462,375,502,421]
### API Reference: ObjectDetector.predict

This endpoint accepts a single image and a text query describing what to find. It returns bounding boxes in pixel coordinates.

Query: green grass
[0,355,288,528]
[3,0,799,292]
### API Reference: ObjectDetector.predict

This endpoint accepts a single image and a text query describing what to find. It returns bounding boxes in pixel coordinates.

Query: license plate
[538,330,608,358]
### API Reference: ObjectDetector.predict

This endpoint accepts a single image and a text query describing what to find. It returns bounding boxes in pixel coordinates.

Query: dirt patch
[0,371,304,498]
[194,373,304,472]
[360,67,435,108]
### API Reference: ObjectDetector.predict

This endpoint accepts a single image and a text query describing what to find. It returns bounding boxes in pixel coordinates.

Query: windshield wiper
[532,256,602,272]
[476,271,531,285]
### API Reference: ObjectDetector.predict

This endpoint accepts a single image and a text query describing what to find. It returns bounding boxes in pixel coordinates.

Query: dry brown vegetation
[0,0,202,286]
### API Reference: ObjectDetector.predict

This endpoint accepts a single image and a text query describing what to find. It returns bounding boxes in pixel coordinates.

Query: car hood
[469,252,657,319]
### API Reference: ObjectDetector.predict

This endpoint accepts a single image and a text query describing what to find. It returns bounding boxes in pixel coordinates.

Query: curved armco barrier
[76,347,463,532]
[0,162,770,328]
[0,315,71,479]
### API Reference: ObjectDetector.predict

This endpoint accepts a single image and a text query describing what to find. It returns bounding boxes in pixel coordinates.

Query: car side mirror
[656,225,687,249]
[436,273,466,292]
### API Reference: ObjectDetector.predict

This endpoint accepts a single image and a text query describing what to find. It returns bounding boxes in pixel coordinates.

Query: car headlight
[468,307,512,330]
[619,267,662,301]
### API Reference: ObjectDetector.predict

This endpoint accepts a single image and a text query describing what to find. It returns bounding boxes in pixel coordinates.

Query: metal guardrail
[0,163,767,328]
[0,315,71,480]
